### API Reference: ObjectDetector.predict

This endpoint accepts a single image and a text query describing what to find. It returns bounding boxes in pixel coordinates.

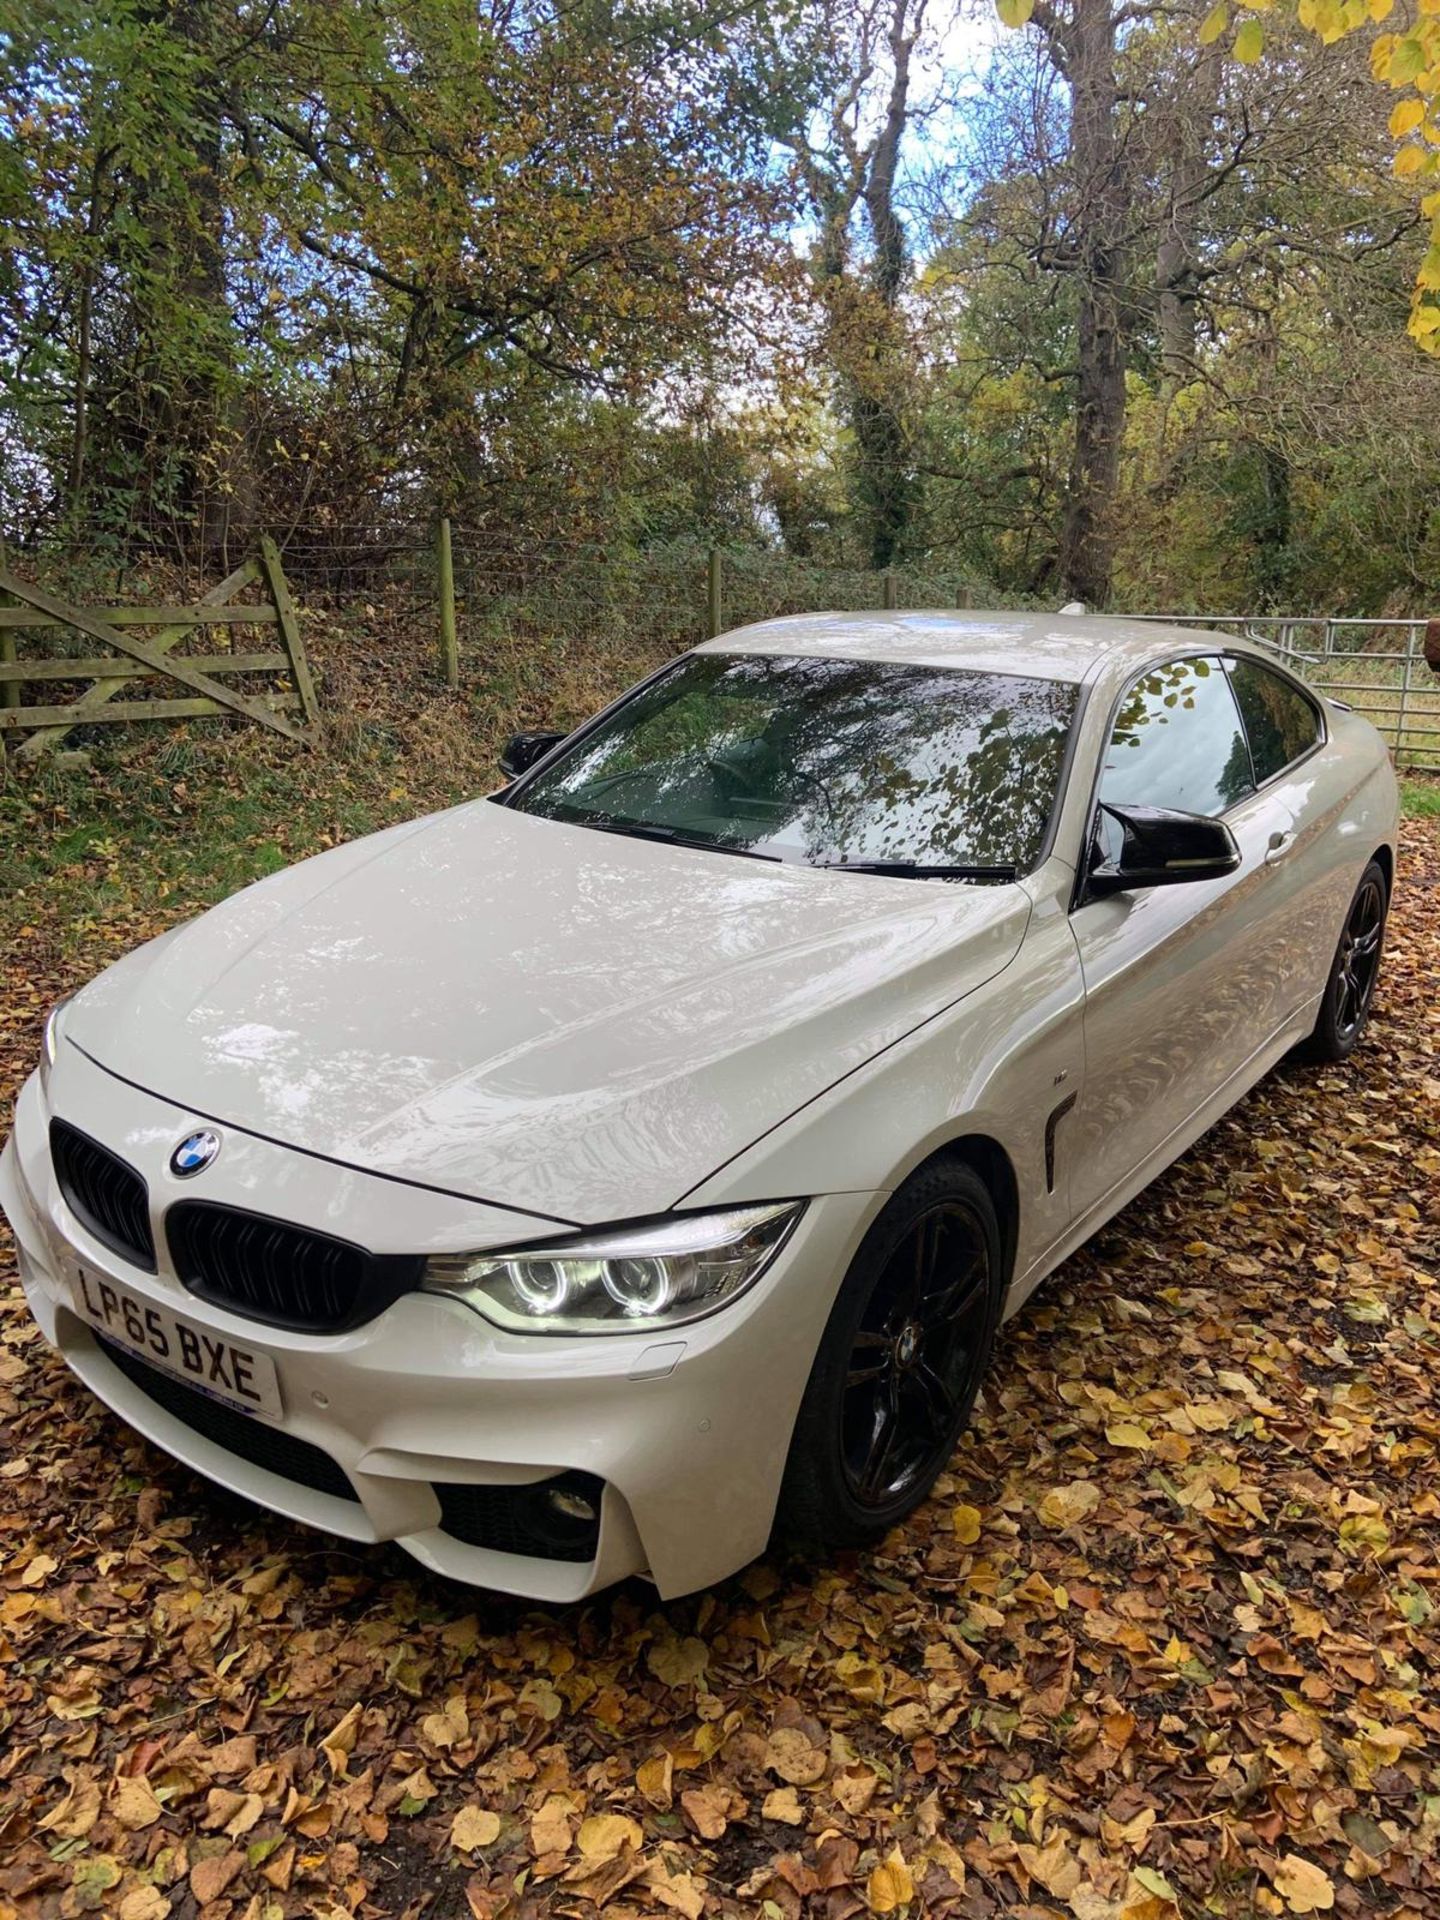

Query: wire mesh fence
[2,522,1436,769]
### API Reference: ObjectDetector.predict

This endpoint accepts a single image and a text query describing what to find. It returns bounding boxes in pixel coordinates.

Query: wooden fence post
[882,570,898,610]
[257,537,320,730]
[437,517,458,689]
[706,545,723,639]
[0,539,16,714]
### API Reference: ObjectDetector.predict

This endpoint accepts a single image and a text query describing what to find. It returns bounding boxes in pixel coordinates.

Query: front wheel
[1299,859,1389,1063]
[774,1159,1002,1552]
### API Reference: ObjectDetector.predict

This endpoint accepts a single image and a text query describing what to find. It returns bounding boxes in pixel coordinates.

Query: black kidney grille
[97,1335,357,1503]
[166,1199,424,1333]
[50,1119,155,1271]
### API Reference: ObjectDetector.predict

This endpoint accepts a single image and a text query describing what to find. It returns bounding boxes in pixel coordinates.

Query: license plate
[72,1264,282,1420]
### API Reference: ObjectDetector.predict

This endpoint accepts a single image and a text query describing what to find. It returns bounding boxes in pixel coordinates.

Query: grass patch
[1400,775,1440,819]
[0,592,667,963]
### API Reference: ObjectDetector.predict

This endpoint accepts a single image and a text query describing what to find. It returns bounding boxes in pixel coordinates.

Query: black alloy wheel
[775,1159,1002,1551]
[1301,859,1389,1063]
[1333,871,1385,1045]
[840,1201,992,1510]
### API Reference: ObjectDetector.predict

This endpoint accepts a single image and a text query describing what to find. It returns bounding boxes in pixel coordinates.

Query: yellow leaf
[1272,1854,1336,1914]
[1038,1480,1101,1528]
[1235,17,1264,60]
[1396,144,1426,174]
[577,1812,643,1860]
[117,1890,170,1920]
[1371,0,1395,18]
[646,1634,708,1687]
[866,1848,916,1913]
[1339,1512,1391,1551]
[1017,1837,1082,1898]
[1392,36,1429,80]
[111,1777,163,1831]
[996,0,1035,24]
[762,1786,805,1824]
[764,1725,828,1785]
[451,1805,501,1852]
[1418,245,1440,287]
[1199,0,1229,38]
[835,1650,887,1704]
[529,1793,575,1857]
[1106,1421,1151,1450]
[635,1752,674,1810]
[319,1703,361,1776]
[951,1503,983,1544]
[1391,97,1426,134]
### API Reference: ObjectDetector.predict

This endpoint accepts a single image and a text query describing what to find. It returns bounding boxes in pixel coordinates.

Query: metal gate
[1131,615,1438,770]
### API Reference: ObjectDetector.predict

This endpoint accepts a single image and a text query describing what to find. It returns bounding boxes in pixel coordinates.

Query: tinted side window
[1100,655,1254,818]
[1226,657,1321,782]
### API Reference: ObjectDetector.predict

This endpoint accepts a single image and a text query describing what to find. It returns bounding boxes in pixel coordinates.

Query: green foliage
[1400,775,1440,818]
[0,0,806,544]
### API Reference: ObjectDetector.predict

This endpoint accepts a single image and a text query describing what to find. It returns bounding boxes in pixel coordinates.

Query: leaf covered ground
[0,691,1437,1920]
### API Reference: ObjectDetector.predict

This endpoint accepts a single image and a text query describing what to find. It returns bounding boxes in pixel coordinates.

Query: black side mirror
[1087,801,1241,898]
[499,729,565,780]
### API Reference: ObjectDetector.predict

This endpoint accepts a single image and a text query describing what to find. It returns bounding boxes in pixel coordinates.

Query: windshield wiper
[583,818,783,861]
[812,860,1018,882]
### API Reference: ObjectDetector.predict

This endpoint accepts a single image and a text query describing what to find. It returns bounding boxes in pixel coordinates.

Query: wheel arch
[1371,842,1394,896]
[911,1131,1020,1298]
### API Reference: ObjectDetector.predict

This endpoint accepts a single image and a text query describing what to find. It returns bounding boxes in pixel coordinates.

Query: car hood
[67,800,1031,1224]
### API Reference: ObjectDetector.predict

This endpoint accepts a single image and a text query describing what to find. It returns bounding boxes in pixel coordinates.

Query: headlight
[39,992,75,1100]
[422,1201,803,1335]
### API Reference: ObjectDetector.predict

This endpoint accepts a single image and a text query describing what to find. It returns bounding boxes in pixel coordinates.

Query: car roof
[698,610,1242,684]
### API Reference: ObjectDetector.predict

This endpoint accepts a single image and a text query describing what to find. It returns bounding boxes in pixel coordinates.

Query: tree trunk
[853,0,918,572]
[1057,0,1127,607]
[1156,46,1220,398]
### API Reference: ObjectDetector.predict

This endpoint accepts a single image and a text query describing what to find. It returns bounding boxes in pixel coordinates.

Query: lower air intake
[97,1335,357,1504]
[434,1471,603,1563]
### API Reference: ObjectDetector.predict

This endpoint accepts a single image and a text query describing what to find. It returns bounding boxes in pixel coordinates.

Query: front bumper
[1,1048,880,1599]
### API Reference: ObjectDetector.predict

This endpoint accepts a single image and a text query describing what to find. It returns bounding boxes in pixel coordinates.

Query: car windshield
[503,651,1078,875]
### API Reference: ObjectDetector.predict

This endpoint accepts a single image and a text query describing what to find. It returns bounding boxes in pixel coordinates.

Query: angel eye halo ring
[421,1202,803,1335]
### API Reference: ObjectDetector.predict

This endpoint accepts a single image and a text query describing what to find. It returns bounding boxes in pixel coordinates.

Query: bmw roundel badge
[170,1128,221,1177]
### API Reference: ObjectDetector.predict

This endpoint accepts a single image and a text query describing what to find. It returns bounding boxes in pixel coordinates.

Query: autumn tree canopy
[1,0,1437,607]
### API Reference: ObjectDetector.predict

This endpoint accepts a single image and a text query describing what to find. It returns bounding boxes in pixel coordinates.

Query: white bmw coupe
[1,612,1396,1598]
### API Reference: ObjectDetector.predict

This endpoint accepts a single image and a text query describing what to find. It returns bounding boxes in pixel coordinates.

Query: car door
[1222,652,1341,1012]
[1065,652,1301,1225]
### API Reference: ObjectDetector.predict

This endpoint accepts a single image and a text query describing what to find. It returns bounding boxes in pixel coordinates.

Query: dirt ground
[0,816,1436,1920]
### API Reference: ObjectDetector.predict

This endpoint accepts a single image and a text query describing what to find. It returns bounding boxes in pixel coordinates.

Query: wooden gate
[0,538,318,758]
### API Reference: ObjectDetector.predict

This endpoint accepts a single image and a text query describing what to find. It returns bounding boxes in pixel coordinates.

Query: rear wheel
[775,1159,1002,1551]
[1299,859,1388,1063]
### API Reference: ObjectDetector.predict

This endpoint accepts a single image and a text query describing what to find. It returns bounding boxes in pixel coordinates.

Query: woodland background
[3,10,1440,1919]
[3,0,1440,625]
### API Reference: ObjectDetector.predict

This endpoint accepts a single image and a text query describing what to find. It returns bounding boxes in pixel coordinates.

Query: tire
[1298,859,1389,1064]
[774,1158,1003,1553]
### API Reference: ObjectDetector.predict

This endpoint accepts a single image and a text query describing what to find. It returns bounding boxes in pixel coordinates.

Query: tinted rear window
[1227,657,1322,782]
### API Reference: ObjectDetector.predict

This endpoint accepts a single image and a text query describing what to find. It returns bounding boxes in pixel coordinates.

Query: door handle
[1264,829,1293,864]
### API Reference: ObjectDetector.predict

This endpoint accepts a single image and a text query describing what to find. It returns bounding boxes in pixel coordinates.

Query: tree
[0,0,803,550]
[1001,0,1440,352]
[784,0,939,569]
